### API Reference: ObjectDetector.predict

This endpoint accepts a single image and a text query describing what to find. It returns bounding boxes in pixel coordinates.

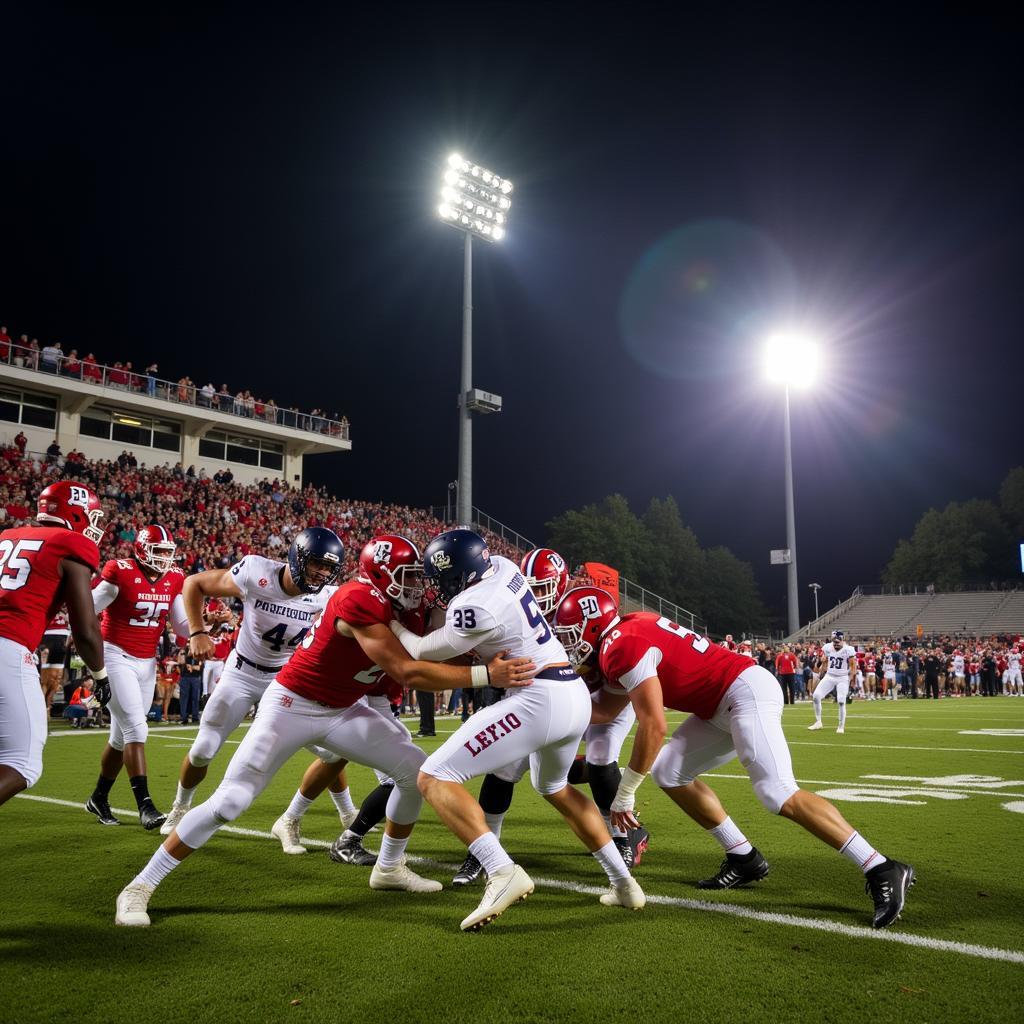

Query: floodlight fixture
[437,151,512,243]
[763,331,820,390]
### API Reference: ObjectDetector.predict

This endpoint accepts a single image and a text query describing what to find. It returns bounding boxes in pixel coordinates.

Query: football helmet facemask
[520,547,569,618]
[134,524,177,574]
[359,534,424,611]
[552,587,620,667]
[36,480,106,546]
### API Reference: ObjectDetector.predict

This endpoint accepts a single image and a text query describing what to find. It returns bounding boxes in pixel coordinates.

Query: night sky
[3,8,1022,622]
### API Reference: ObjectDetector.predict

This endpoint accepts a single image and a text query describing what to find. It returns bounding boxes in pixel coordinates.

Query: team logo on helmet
[578,595,602,619]
[430,551,452,571]
[373,540,393,564]
[67,485,91,507]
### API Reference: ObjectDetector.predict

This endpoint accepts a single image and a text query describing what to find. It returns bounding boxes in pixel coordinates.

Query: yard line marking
[47,723,254,739]
[702,773,1024,798]
[789,741,1024,755]
[13,794,1024,965]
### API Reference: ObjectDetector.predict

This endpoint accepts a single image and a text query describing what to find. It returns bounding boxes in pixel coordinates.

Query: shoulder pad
[336,583,390,628]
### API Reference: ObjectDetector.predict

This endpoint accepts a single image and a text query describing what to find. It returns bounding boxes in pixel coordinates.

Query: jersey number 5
[130,600,170,627]
[0,538,44,591]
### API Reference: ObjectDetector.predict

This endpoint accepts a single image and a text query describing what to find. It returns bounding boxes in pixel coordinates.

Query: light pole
[764,331,819,636]
[437,153,512,525]
[809,582,821,621]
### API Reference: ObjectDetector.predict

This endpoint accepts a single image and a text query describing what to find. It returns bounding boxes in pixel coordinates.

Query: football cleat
[369,857,442,893]
[271,814,306,855]
[328,833,378,866]
[837,726,845,735]
[697,848,770,890]
[599,876,646,910]
[453,853,484,886]
[613,826,650,870]
[865,859,915,929]
[460,864,534,931]
[86,795,121,826]
[115,882,154,927]
[138,800,167,831]
[807,721,823,731]
[159,802,189,836]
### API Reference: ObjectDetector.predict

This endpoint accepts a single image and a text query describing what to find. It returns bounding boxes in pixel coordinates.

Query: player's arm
[589,683,631,724]
[183,568,242,656]
[168,593,191,639]
[92,579,119,613]
[62,559,108,702]
[389,617,481,661]
[609,675,667,829]
[349,621,534,691]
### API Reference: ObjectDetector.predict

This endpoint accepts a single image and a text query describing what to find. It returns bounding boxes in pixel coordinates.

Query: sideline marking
[11,793,1024,966]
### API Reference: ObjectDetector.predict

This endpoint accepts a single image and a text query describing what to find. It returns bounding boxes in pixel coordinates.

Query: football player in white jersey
[389,530,645,931]
[881,648,898,699]
[809,630,857,734]
[159,529,344,834]
[1006,646,1023,695]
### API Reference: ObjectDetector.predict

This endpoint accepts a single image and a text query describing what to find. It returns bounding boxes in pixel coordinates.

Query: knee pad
[651,745,690,789]
[567,755,589,786]
[587,761,622,811]
[479,773,516,815]
[209,779,254,824]
[387,744,427,791]
[189,725,225,767]
[120,720,148,746]
[385,779,423,826]
[753,777,799,815]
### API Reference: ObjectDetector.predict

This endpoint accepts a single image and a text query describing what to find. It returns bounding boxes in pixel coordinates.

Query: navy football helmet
[288,527,344,593]
[422,529,492,607]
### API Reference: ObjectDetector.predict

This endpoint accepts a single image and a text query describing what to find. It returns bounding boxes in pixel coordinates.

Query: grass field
[3,696,1023,1024]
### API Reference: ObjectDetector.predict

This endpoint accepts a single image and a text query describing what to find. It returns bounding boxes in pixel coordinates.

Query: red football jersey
[865,656,877,672]
[44,608,71,634]
[276,579,395,708]
[0,525,99,651]
[98,559,185,658]
[599,613,750,720]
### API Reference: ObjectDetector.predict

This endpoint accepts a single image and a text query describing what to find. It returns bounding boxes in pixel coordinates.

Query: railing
[787,587,864,642]
[0,342,350,441]
[855,581,1021,596]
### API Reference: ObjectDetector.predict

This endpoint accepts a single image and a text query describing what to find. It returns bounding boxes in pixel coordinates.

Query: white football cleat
[460,864,534,931]
[340,808,359,829]
[807,721,823,731]
[369,857,442,893]
[837,726,845,734]
[159,802,189,836]
[115,882,154,927]
[599,876,646,910]
[271,814,306,855]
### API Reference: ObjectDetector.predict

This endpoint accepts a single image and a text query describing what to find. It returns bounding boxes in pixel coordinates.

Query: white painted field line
[789,741,1024,755]
[12,793,1024,966]
[702,773,1024,798]
[48,723,254,739]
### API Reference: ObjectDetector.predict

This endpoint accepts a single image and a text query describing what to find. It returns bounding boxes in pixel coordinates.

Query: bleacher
[979,591,1024,634]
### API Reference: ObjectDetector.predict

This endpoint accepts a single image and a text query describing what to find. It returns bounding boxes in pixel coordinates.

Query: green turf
[2,698,1023,1024]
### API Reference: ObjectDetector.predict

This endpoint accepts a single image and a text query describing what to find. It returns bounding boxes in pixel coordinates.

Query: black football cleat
[138,800,167,831]
[865,859,915,929]
[86,796,121,826]
[328,833,378,866]
[453,853,484,886]
[613,826,650,870]
[697,848,770,889]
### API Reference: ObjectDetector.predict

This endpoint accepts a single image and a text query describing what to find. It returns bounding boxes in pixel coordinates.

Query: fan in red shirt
[115,531,537,928]
[774,645,800,705]
[553,588,915,930]
[87,524,189,830]
[0,481,107,808]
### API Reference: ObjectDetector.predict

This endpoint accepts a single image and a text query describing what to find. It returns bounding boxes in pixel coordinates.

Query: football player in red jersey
[554,588,916,930]
[87,524,189,830]
[39,607,72,711]
[115,530,536,927]
[0,481,108,807]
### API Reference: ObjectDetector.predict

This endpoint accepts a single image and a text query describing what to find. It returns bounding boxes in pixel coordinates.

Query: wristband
[91,667,108,682]
[617,766,647,799]
[470,664,489,688]
[189,630,208,639]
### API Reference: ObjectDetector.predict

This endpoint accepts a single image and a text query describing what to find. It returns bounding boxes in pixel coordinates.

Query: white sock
[377,833,408,870]
[132,846,181,890]
[812,696,822,722]
[285,791,314,820]
[592,839,631,884]
[483,811,505,840]
[839,831,885,873]
[175,783,196,808]
[468,832,514,877]
[707,816,753,856]
[330,787,357,818]
[838,702,847,728]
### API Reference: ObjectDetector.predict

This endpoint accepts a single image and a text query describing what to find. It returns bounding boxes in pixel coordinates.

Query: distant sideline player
[0,482,108,807]
[87,524,188,829]
[810,630,857,733]
[554,591,915,929]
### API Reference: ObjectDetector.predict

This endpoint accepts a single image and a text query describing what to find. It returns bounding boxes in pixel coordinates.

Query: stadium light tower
[764,331,820,635]
[809,582,822,621]
[437,152,513,525]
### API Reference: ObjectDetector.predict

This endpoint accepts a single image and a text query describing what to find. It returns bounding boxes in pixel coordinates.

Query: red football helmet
[36,480,105,546]
[134,524,177,574]
[520,547,569,618]
[552,586,620,666]
[359,534,424,611]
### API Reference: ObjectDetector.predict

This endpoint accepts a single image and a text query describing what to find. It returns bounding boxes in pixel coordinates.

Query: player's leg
[730,665,914,928]
[810,675,836,728]
[0,639,49,808]
[317,701,439,893]
[652,713,764,888]
[116,683,314,926]
[119,656,164,826]
[836,679,850,733]
[270,754,349,853]
[329,769,395,866]
[162,663,266,833]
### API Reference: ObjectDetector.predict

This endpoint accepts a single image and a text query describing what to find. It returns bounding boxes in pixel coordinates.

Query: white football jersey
[823,643,857,676]
[882,652,895,672]
[953,655,965,674]
[1009,651,1021,670]
[443,555,570,669]
[229,555,337,668]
